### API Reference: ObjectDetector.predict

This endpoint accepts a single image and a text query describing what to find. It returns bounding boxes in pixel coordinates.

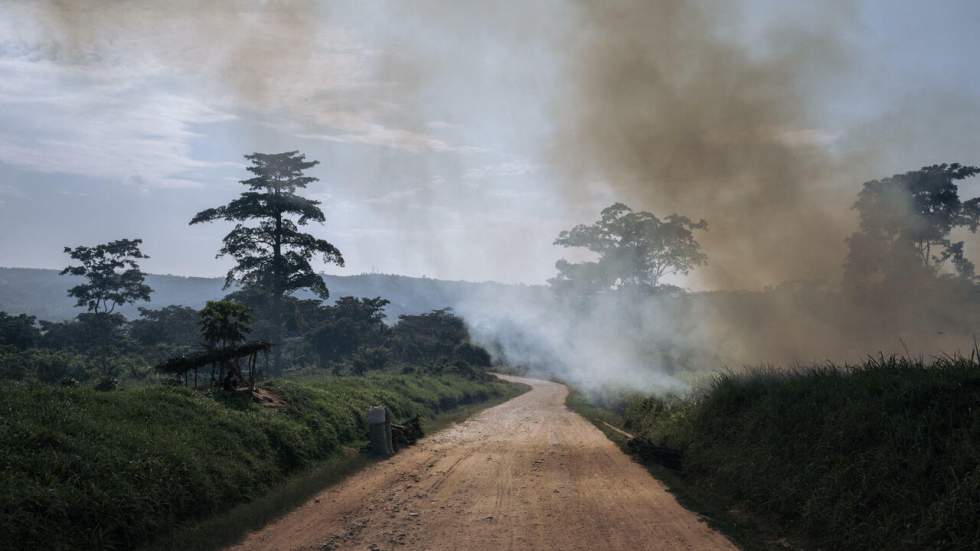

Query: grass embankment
[571,357,980,551]
[0,372,520,550]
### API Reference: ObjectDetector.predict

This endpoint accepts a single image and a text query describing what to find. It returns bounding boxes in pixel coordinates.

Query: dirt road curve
[230,375,737,551]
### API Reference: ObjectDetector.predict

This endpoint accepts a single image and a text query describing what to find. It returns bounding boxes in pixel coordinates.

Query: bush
[0,349,151,384]
[619,356,980,551]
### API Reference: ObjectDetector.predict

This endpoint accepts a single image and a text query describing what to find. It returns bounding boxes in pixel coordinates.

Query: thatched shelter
[155,341,271,390]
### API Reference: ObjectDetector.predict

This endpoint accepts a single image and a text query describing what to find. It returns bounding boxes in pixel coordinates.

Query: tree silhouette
[60,239,152,314]
[551,203,707,294]
[190,151,344,373]
[845,163,980,287]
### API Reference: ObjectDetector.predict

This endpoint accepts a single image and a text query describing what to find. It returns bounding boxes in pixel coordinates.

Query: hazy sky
[1,1,978,287]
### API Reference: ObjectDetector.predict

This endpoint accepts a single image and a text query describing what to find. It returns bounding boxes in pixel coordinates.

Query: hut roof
[155,341,272,374]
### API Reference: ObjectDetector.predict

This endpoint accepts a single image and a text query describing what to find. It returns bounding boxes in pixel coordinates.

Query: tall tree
[61,238,152,314]
[190,151,344,373]
[551,203,707,295]
[845,163,980,288]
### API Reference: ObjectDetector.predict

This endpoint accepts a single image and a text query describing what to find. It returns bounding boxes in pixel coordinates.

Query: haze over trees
[191,151,345,373]
[550,203,708,296]
[845,163,980,290]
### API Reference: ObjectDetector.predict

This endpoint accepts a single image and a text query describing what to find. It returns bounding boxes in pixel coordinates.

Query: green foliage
[0,373,515,550]
[60,238,152,313]
[189,152,344,298]
[0,348,150,384]
[453,341,492,367]
[130,305,200,348]
[551,202,707,294]
[618,357,980,551]
[39,312,128,353]
[308,296,389,366]
[350,346,390,375]
[0,312,41,350]
[389,308,469,364]
[199,300,251,350]
[846,163,980,287]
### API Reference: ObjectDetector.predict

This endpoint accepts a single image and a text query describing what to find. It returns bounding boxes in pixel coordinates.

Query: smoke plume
[19,1,980,393]
[554,0,871,290]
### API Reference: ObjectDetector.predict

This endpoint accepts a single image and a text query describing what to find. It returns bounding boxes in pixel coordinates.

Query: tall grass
[619,356,980,550]
[0,372,516,550]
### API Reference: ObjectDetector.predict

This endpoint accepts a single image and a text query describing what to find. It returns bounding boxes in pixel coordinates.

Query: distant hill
[0,267,542,322]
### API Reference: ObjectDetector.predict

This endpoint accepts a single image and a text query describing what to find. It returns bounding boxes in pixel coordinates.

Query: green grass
[575,356,980,551]
[0,372,518,551]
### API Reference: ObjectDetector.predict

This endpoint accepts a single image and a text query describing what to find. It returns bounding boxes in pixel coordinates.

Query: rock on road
[229,375,738,551]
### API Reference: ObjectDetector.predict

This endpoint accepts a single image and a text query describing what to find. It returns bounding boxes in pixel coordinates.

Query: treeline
[0,150,496,388]
[0,302,491,386]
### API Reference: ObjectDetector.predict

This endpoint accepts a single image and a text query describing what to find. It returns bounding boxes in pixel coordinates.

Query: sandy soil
[229,375,738,551]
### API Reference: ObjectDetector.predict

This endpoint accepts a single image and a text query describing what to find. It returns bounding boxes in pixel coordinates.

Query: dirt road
[230,375,737,551]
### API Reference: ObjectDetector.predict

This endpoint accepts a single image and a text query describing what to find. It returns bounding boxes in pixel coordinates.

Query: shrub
[620,356,980,551]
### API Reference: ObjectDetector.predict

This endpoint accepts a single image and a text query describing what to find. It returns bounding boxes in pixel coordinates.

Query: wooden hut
[155,341,272,390]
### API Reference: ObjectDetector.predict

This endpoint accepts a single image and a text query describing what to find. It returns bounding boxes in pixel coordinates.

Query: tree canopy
[845,163,980,287]
[199,300,252,350]
[190,151,344,298]
[130,306,201,349]
[0,312,40,350]
[60,239,152,314]
[550,203,707,294]
[308,296,390,366]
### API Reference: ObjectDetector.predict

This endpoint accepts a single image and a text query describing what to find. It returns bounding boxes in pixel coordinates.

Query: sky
[0,1,979,287]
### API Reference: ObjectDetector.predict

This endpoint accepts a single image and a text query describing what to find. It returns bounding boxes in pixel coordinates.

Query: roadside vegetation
[0,372,519,550]
[573,356,980,551]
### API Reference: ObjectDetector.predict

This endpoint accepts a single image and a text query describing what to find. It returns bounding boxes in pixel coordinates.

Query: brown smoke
[35,1,326,109]
[554,0,872,290]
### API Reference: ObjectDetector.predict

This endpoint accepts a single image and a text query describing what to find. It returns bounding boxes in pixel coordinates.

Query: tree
[845,163,980,288]
[350,346,390,375]
[550,203,707,294]
[190,151,344,373]
[39,313,128,353]
[199,300,252,389]
[61,239,152,313]
[308,296,390,367]
[0,312,41,350]
[129,306,200,349]
[389,308,471,364]
[199,300,251,350]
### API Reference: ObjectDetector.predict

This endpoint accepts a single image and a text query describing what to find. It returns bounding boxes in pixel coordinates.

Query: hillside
[0,267,540,322]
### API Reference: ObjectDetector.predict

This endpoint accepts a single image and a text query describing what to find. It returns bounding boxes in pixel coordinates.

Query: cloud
[0,48,236,188]
[464,159,540,180]
[298,126,483,154]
